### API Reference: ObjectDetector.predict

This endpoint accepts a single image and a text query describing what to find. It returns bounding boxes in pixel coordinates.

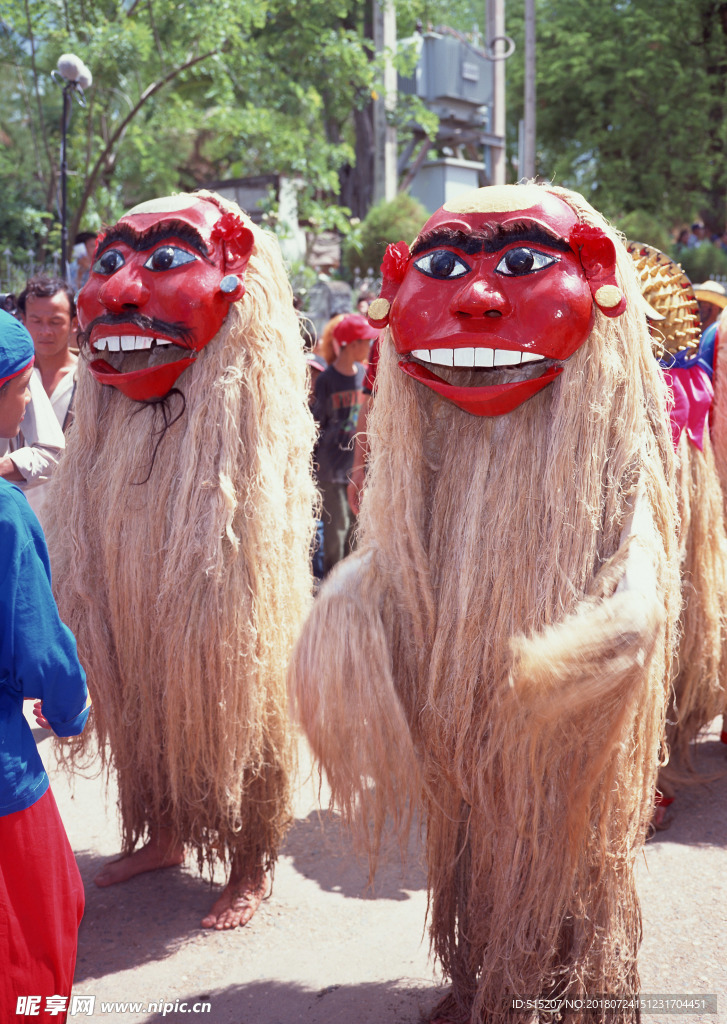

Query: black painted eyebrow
[411,220,572,258]
[94,220,211,261]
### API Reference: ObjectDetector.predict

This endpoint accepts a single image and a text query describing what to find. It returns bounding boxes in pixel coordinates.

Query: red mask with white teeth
[374,185,626,417]
[78,195,254,402]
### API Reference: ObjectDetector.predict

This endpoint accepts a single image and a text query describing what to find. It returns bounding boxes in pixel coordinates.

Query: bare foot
[94,829,185,887]
[429,990,470,1024]
[201,866,268,930]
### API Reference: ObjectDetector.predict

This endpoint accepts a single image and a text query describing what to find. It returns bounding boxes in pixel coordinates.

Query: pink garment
[663,365,713,451]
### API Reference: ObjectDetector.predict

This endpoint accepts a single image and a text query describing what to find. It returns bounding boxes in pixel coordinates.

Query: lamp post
[52,54,92,283]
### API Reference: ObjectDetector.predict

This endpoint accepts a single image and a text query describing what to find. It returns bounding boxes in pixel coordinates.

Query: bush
[344,192,429,278]
[676,242,727,284]
[614,210,674,254]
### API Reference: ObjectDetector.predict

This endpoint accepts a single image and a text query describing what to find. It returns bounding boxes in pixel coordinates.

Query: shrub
[344,192,428,277]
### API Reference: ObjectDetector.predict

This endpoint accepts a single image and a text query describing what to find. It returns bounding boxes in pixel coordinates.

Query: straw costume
[629,245,727,788]
[44,191,316,928]
[291,184,679,1020]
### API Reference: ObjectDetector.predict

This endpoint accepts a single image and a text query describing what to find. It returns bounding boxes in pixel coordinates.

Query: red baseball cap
[333,313,379,346]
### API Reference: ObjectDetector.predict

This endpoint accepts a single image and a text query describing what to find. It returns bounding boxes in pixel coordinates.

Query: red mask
[78,195,254,402]
[383,185,624,416]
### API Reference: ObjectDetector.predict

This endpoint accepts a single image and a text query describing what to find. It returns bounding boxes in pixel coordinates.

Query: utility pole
[486,0,506,185]
[373,0,397,203]
[523,0,536,179]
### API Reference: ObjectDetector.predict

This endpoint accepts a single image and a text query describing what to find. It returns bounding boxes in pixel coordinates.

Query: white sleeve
[5,370,65,487]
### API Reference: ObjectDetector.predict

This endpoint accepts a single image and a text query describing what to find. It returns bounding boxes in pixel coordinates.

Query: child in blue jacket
[0,309,90,1022]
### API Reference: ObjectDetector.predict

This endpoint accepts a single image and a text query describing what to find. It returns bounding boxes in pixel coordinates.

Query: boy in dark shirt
[312,313,378,575]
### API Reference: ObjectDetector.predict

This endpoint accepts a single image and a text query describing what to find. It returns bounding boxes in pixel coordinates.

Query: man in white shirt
[1,276,78,514]
[18,276,78,433]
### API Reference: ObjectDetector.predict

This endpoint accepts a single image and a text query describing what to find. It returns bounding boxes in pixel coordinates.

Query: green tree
[0,0,443,269]
[506,0,727,230]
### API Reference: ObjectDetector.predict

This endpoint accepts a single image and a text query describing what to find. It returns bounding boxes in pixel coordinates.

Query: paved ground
[32,715,727,1024]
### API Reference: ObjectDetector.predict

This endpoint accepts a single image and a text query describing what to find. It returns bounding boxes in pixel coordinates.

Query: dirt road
[34,717,727,1024]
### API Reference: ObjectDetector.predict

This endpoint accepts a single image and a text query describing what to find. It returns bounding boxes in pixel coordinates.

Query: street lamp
[52,53,92,283]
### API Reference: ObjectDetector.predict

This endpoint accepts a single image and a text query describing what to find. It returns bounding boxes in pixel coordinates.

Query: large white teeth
[94,334,174,353]
[453,347,475,367]
[411,347,545,368]
[493,349,520,367]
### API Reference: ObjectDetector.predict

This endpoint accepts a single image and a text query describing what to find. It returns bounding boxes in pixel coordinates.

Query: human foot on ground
[94,830,185,887]
[201,867,268,930]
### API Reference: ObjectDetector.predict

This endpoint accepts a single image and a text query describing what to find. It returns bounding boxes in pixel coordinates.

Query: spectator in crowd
[0,293,18,316]
[314,312,346,365]
[0,308,89,1022]
[16,276,78,517]
[312,313,377,575]
[356,291,375,317]
[68,231,97,293]
[694,279,727,331]
[687,222,709,248]
[18,276,78,434]
[0,363,64,493]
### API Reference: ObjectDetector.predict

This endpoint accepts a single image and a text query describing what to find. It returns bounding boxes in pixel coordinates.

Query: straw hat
[627,242,701,360]
[693,280,727,309]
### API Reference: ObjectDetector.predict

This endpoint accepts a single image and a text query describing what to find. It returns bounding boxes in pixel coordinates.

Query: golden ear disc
[594,285,622,309]
[627,242,701,360]
[368,298,391,320]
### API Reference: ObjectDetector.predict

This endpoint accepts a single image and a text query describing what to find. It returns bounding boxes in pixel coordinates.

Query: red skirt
[0,786,84,1023]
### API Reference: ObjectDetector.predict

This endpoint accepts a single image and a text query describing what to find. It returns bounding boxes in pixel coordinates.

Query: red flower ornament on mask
[368,241,411,328]
[569,223,627,317]
[210,211,255,264]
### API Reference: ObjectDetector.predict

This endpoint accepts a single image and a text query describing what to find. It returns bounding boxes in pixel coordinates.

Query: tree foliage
[0,0,439,269]
[506,0,727,230]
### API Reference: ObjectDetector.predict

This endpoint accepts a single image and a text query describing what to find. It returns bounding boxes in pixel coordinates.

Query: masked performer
[291,184,679,1020]
[44,191,316,929]
[629,245,727,808]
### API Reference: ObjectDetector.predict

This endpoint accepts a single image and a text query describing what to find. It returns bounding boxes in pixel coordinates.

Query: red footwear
[720,730,727,745]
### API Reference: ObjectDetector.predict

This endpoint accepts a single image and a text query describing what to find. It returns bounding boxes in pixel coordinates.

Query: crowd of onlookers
[674,221,727,258]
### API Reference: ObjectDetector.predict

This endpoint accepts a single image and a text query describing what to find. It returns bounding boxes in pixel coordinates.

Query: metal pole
[523,0,536,179]
[373,0,398,202]
[60,84,71,283]
[486,0,506,185]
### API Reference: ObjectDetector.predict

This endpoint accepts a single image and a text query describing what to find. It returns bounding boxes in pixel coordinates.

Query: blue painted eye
[496,247,557,276]
[143,246,197,272]
[414,249,470,280]
[93,250,125,275]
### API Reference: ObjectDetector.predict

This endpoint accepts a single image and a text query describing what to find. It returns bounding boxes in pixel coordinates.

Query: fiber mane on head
[47,192,317,871]
[291,182,679,1019]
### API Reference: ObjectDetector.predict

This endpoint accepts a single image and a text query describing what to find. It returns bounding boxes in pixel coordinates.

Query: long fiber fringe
[291,184,679,1022]
[661,430,727,782]
[45,192,317,874]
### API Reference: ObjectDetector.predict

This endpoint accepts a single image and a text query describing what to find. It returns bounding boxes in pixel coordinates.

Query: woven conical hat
[627,242,701,360]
